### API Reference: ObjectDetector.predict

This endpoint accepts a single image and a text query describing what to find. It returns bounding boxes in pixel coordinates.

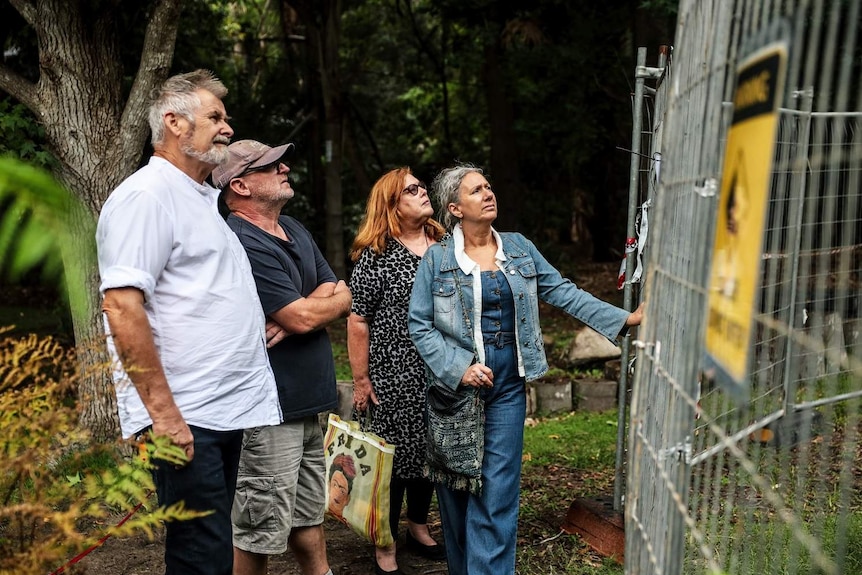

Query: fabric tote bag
[323,413,395,547]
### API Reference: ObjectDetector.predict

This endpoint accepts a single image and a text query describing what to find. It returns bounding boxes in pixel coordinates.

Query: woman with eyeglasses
[347,167,448,575]
[408,163,644,575]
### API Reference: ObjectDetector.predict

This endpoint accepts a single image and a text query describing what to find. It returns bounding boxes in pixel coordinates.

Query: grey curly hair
[148,69,228,146]
[432,163,485,231]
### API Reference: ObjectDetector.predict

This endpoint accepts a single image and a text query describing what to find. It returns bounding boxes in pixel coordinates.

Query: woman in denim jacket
[408,163,643,575]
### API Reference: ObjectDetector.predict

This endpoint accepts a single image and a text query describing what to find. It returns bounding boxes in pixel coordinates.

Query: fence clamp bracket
[636,65,665,79]
[659,438,692,464]
[694,178,718,197]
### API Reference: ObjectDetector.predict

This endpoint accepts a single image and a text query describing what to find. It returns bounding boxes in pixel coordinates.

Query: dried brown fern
[0,330,204,575]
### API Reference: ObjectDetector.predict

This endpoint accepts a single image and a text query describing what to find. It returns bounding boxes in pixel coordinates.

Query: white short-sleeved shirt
[96,157,282,438]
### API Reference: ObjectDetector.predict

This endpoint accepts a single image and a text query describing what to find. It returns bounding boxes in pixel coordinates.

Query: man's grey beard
[180,122,231,165]
[182,140,230,165]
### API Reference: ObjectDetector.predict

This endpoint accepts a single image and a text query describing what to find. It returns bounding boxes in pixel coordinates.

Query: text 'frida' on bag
[328,432,374,477]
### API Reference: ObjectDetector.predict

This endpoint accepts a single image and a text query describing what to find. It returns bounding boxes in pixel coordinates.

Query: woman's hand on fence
[626,301,646,326]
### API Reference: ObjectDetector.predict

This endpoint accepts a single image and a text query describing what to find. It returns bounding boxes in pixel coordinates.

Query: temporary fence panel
[625,1,862,575]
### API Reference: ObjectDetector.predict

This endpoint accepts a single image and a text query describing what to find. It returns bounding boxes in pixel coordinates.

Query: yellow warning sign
[705,43,788,390]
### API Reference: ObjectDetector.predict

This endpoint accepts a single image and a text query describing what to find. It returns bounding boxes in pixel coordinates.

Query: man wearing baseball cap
[214,140,350,575]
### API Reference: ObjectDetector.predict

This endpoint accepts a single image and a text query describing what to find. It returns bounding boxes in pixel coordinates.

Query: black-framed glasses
[401,181,427,196]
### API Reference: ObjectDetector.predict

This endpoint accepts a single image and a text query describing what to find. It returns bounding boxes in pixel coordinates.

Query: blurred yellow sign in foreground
[705,41,788,392]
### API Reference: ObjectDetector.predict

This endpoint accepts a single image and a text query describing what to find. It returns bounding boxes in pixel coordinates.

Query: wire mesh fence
[625,1,862,574]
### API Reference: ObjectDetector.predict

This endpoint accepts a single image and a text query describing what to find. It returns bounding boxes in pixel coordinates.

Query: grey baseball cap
[212,139,295,190]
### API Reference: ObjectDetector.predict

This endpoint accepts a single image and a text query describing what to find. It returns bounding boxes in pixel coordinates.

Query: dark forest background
[1,0,676,279]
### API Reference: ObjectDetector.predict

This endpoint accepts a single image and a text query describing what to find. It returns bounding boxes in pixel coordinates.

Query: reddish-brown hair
[349,167,445,261]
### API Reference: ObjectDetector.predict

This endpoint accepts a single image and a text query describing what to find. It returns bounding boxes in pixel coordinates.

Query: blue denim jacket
[408,232,630,390]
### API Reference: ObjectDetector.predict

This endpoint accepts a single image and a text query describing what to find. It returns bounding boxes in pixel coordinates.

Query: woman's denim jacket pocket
[429,276,457,335]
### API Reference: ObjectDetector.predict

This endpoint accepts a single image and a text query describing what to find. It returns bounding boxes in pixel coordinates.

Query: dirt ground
[70,463,609,575]
[78,513,450,575]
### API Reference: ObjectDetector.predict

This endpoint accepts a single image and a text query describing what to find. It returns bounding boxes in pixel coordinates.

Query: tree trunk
[287,0,346,277]
[72,283,120,444]
[319,0,346,279]
[306,32,327,241]
[1,0,181,442]
[483,35,521,233]
[60,198,121,443]
[344,122,371,196]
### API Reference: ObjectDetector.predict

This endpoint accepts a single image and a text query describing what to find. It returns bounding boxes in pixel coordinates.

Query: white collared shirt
[97,157,282,438]
[452,224,520,370]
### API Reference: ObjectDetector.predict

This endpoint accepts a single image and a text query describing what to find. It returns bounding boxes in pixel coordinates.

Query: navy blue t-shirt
[227,214,338,420]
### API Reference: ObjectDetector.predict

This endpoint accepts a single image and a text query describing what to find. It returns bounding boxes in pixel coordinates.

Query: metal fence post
[615,46,649,512]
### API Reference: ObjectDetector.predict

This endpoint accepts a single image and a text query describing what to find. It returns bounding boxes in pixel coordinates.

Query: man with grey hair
[97,70,282,575]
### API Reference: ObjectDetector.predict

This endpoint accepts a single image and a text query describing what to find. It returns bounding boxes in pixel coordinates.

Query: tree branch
[8,0,36,26]
[4,0,40,114]
[399,0,443,71]
[121,0,182,166]
[0,63,40,117]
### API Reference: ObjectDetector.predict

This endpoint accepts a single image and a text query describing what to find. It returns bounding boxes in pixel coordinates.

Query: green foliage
[0,158,94,328]
[342,0,489,174]
[639,0,679,17]
[3,0,664,274]
[327,0,645,255]
[0,331,205,575]
[0,99,55,169]
[210,0,304,147]
[573,367,606,379]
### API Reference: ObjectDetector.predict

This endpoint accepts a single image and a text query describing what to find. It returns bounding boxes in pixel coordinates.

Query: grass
[686,509,862,575]
[0,284,74,342]
[523,411,619,469]
[330,335,352,381]
[0,304,68,338]
[517,411,624,574]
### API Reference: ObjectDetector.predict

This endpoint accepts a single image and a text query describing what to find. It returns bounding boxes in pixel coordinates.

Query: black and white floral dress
[349,239,427,480]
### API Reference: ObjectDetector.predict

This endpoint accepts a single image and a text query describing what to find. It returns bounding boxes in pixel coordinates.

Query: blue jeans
[436,341,525,575]
[151,425,243,575]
